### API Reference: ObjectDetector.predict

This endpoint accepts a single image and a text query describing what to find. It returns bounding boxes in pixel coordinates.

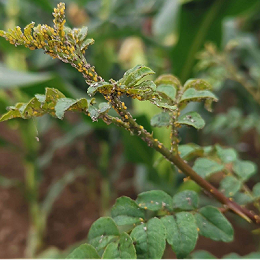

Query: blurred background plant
[0,0,260,258]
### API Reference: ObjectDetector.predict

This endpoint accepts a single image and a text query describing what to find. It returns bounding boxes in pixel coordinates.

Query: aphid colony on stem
[0,3,101,83]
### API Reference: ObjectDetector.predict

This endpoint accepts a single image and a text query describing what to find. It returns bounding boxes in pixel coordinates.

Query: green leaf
[244,252,260,259]
[183,79,212,91]
[150,112,171,127]
[193,158,224,178]
[88,106,100,122]
[98,102,111,114]
[154,74,181,89]
[178,144,204,160]
[35,94,45,103]
[43,88,66,108]
[154,102,177,110]
[1,88,65,121]
[76,26,88,41]
[1,98,44,121]
[156,84,176,101]
[130,218,166,259]
[111,196,145,226]
[215,145,238,163]
[222,253,241,259]
[161,213,198,258]
[135,80,156,91]
[191,250,216,259]
[233,160,257,181]
[87,82,113,97]
[0,109,22,122]
[88,217,119,252]
[119,65,155,86]
[22,97,45,118]
[55,98,88,119]
[124,88,154,101]
[195,206,234,242]
[177,111,205,129]
[203,146,214,154]
[0,88,89,122]
[219,176,241,197]
[253,183,260,198]
[233,192,253,205]
[81,38,95,52]
[67,244,100,259]
[102,233,136,259]
[136,190,173,211]
[223,252,260,259]
[172,190,199,210]
[180,88,218,104]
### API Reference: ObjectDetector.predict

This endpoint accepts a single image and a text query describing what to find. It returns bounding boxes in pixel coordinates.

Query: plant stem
[105,95,260,225]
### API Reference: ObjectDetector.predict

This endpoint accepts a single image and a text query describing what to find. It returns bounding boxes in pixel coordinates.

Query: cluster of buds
[0,3,102,83]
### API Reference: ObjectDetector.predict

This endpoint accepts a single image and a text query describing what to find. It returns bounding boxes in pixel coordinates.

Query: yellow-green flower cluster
[0,2,101,83]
